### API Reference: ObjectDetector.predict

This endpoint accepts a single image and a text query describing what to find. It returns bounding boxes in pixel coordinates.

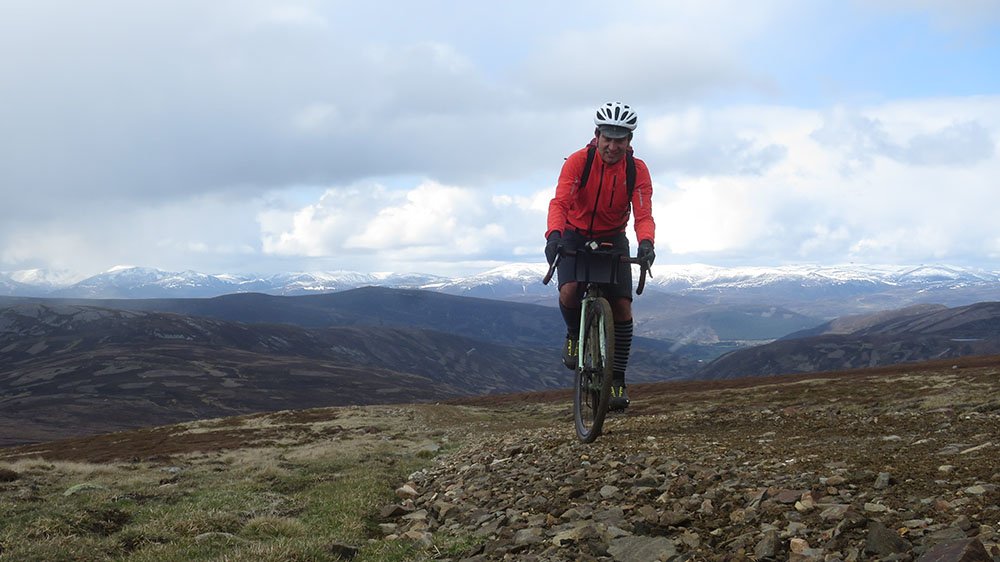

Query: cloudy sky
[2,1,999,279]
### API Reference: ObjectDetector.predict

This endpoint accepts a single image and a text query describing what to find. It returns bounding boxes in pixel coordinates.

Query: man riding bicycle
[545,101,656,411]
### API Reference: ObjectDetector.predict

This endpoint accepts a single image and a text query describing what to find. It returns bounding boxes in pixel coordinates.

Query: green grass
[0,443,446,561]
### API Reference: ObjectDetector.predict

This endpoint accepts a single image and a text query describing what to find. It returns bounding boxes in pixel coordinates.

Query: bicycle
[543,241,650,443]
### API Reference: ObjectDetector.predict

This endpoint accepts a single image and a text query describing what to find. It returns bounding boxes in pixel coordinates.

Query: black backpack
[578,144,637,202]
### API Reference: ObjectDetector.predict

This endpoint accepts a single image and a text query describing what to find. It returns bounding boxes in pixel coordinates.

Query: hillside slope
[697,301,1000,379]
[0,302,554,446]
[786,304,949,338]
[84,287,562,347]
[0,301,699,446]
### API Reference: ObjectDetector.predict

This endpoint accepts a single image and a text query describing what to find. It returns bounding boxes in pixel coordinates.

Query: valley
[4,280,1000,448]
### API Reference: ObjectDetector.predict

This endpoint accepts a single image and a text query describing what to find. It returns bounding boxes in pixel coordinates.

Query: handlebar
[542,249,652,295]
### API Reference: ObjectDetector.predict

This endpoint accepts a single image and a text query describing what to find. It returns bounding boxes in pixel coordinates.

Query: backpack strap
[579,144,597,190]
[579,144,637,201]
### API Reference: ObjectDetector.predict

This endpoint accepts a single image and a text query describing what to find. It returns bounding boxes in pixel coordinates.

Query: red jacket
[546,140,655,244]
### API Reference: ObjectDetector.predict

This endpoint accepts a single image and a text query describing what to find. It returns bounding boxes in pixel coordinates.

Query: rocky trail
[2,356,998,561]
[381,358,1000,561]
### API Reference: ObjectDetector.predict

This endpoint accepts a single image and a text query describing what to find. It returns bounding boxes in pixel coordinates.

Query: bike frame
[543,242,650,442]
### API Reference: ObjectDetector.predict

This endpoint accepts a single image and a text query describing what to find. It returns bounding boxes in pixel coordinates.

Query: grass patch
[0,407,450,561]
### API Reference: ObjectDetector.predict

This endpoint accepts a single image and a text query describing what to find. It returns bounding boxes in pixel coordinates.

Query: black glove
[637,239,655,267]
[545,231,562,265]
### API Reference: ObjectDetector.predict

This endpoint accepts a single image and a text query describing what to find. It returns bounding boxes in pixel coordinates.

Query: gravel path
[383,363,1000,561]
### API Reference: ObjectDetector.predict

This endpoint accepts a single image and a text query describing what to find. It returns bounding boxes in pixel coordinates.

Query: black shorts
[556,230,633,301]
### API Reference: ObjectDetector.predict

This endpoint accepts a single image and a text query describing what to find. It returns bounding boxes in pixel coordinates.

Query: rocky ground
[380,357,1000,561]
[2,355,999,561]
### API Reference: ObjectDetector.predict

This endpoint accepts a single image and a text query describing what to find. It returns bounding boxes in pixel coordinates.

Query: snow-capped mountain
[5,268,85,288]
[257,271,450,296]
[1,267,452,299]
[2,263,999,314]
[427,264,551,299]
[645,264,1000,316]
[0,275,30,296]
[650,264,1000,291]
[1,268,84,296]
[46,267,243,299]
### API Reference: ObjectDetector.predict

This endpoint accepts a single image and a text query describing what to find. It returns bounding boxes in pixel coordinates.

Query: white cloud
[0,1,998,276]
[259,186,385,257]
[259,179,549,271]
[263,89,1000,271]
[862,0,1000,30]
[517,2,788,107]
[290,103,339,134]
[255,4,329,28]
[643,107,792,176]
[0,193,265,275]
[648,97,1000,265]
[348,183,477,249]
[811,107,996,171]
[656,178,757,254]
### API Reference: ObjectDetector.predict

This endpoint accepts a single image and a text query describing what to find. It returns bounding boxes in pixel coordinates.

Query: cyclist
[545,101,656,411]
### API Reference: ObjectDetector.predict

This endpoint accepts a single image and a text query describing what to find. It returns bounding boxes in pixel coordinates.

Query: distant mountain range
[0,274,1000,446]
[7,261,1000,353]
[3,264,999,312]
[0,266,453,299]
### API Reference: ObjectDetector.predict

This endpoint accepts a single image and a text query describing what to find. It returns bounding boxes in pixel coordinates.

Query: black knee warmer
[613,319,633,381]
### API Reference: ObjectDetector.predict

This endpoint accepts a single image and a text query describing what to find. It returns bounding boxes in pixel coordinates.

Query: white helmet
[594,102,637,138]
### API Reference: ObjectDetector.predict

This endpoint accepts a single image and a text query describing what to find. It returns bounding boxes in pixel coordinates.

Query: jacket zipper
[608,175,617,209]
[586,163,605,236]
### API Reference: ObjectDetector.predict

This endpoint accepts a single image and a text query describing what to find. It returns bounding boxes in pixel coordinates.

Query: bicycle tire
[574,297,615,443]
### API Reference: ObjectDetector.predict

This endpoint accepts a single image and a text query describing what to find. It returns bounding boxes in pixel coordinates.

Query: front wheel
[574,297,615,443]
